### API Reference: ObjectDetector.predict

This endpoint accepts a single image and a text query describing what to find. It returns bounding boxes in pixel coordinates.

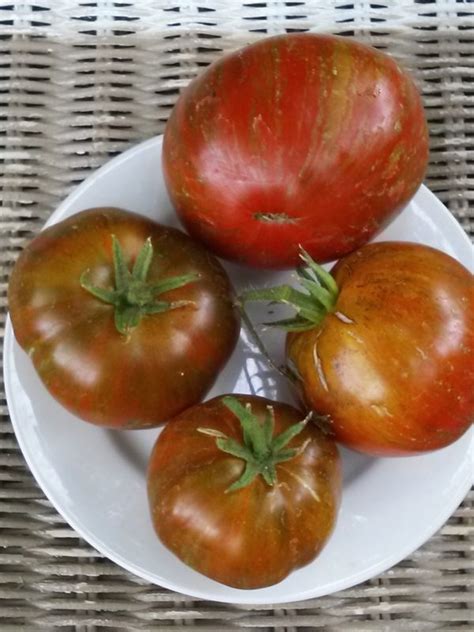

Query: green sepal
[299,248,338,296]
[226,462,259,492]
[263,406,275,447]
[199,396,312,493]
[222,396,260,456]
[115,305,140,335]
[132,236,153,281]
[80,272,117,304]
[271,414,310,452]
[80,235,198,335]
[298,276,334,312]
[272,447,298,463]
[239,246,339,331]
[261,464,277,487]
[216,437,254,461]
[112,234,131,291]
[149,273,200,296]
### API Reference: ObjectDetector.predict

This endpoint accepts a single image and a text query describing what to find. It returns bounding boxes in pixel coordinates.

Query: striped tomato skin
[287,243,473,456]
[148,395,341,589]
[163,34,429,269]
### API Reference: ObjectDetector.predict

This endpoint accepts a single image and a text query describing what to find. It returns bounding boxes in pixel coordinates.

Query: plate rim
[3,135,474,605]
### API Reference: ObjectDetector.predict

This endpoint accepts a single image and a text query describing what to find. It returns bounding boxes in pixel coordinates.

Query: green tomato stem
[80,235,199,335]
[239,247,339,332]
[198,396,312,492]
[235,247,340,387]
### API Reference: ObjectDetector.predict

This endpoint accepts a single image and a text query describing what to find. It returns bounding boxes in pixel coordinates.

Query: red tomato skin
[287,242,473,456]
[8,208,240,428]
[163,34,429,269]
[147,395,341,589]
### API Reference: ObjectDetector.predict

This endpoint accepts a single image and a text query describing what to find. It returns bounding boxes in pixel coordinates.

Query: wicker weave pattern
[0,1,473,629]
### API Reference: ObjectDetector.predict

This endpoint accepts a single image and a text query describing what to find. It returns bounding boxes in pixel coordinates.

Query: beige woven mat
[1,1,473,630]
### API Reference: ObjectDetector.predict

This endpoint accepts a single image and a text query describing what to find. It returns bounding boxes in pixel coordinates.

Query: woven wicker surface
[0,1,472,629]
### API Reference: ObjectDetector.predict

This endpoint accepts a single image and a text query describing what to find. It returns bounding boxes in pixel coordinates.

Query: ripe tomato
[147,395,341,589]
[8,208,240,428]
[242,243,473,456]
[163,33,429,269]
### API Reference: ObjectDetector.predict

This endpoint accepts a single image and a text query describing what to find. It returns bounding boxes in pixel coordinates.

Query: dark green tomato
[8,208,240,428]
[147,394,341,589]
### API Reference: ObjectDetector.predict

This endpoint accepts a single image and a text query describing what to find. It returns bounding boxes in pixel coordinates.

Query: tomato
[147,394,341,589]
[163,33,429,269]
[8,208,240,428]
[242,243,473,456]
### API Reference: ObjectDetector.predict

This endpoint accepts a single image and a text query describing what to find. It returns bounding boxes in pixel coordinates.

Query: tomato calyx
[239,248,339,332]
[198,396,312,492]
[80,235,199,335]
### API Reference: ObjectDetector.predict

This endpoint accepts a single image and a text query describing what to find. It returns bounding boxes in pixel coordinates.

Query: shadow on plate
[341,446,377,487]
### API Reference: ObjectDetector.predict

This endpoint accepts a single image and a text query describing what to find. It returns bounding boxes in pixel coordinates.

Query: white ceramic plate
[4,136,473,605]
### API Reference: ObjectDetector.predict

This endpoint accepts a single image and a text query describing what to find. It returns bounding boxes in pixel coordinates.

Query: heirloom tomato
[8,208,240,428]
[163,33,429,268]
[242,243,473,456]
[147,395,341,589]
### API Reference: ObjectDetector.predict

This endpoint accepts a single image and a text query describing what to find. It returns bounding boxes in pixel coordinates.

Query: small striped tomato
[147,395,341,589]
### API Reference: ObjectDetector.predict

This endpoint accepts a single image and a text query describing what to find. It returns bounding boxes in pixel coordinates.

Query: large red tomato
[163,34,429,269]
[147,395,341,589]
[242,243,473,456]
[8,208,240,428]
